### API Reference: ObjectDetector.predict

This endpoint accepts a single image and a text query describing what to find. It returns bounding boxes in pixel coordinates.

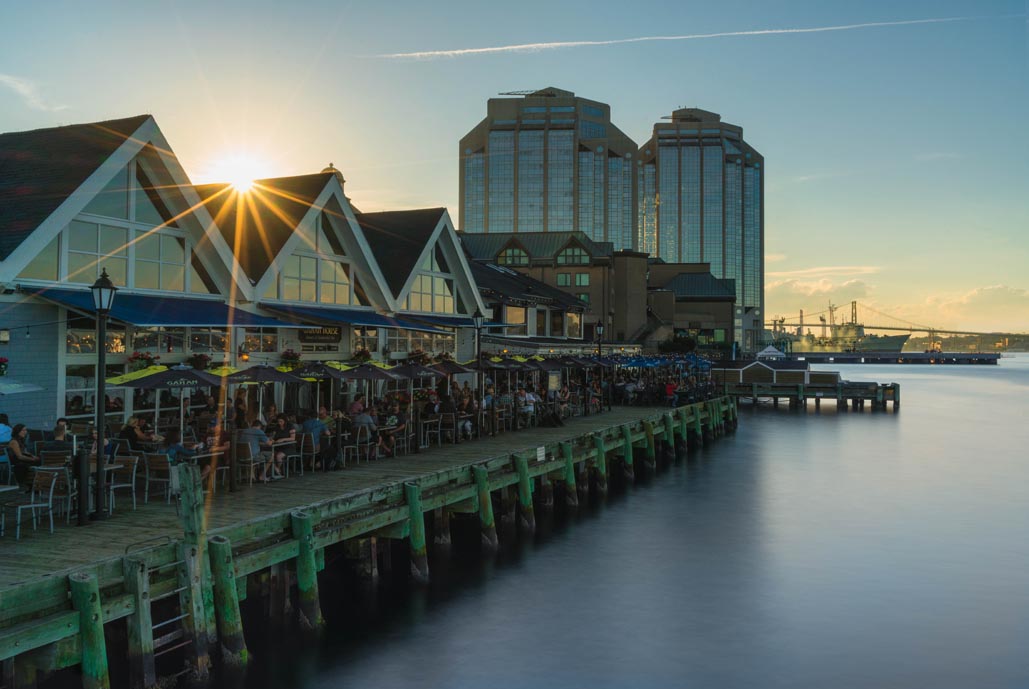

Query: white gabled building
[0,115,486,428]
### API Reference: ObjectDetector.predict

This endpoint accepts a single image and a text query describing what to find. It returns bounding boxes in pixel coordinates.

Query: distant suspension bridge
[766,301,1022,341]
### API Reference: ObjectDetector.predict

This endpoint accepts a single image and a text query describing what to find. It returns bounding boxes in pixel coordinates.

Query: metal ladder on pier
[123,537,210,688]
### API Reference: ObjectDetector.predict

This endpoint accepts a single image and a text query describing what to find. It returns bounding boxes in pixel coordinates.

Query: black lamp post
[472,307,485,404]
[595,322,605,412]
[475,308,487,438]
[90,268,118,520]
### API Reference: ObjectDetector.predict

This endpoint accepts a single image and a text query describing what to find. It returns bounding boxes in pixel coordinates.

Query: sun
[203,151,272,192]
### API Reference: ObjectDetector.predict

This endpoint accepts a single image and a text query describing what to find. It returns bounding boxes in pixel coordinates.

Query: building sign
[298,327,342,344]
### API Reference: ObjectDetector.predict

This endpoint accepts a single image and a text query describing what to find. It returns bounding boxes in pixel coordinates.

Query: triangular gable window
[82,164,130,219]
[134,165,178,228]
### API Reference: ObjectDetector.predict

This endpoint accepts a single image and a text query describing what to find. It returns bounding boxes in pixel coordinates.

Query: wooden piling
[472,466,499,551]
[591,434,609,497]
[432,508,452,549]
[177,542,211,679]
[68,571,110,689]
[290,510,325,629]
[514,454,536,533]
[208,536,248,666]
[122,557,156,689]
[499,485,517,530]
[619,425,636,482]
[404,483,431,583]
[538,474,554,514]
[560,441,578,508]
[642,420,658,473]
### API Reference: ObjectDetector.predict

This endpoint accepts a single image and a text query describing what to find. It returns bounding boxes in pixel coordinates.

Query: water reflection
[235,356,1029,689]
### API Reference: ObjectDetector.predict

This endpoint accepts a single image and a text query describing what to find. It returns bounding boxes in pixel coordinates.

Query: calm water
[239,355,1029,689]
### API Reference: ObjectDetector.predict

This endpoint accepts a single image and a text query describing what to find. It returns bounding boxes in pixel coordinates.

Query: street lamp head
[90,268,118,313]
[472,308,485,329]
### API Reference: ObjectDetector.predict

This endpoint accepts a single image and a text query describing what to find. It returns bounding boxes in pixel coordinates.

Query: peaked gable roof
[0,115,151,259]
[355,208,446,298]
[470,260,586,310]
[459,231,614,263]
[194,172,334,282]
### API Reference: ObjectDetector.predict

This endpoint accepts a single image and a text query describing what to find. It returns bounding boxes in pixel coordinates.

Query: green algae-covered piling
[473,466,499,552]
[404,483,430,583]
[291,511,325,629]
[208,536,248,666]
[69,572,109,689]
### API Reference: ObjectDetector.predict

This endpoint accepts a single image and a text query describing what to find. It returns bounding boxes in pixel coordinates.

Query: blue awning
[261,303,447,334]
[32,289,297,328]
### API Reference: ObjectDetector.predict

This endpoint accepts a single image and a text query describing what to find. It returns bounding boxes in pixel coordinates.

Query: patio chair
[394,423,415,455]
[298,433,318,471]
[356,425,378,462]
[0,447,13,485]
[143,453,174,504]
[421,416,441,448]
[108,456,139,511]
[1,468,58,539]
[44,466,78,524]
[39,451,70,468]
[281,440,303,477]
[440,413,458,444]
[234,442,259,487]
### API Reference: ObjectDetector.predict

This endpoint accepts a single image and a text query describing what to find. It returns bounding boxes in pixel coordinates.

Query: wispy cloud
[374,15,1021,60]
[0,73,69,111]
[765,253,788,263]
[767,266,881,279]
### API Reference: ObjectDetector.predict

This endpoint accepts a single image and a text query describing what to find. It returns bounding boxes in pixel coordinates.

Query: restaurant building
[0,115,492,428]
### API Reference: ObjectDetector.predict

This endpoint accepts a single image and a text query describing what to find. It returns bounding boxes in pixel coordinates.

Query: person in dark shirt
[377,403,406,457]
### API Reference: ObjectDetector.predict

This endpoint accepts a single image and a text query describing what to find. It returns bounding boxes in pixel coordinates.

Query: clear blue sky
[1,0,1026,331]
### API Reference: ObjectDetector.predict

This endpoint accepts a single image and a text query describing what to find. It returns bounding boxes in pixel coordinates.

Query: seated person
[7,424,39,485]
[377,403,406,457]
[41,425,76,455]
[455,396,475,439]
[351,408,378,460]
[118,417,151,452]
[0,413,12,443]
[162,429,198,465]
[239,420,276,481]
[266,415,295,477]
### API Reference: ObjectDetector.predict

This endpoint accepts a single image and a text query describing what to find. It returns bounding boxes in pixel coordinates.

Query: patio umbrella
[292,362,351,410]
[106,364,168,386]
[226,365,305,422]
[0,378,45,396]
[342,363,408,404]
[113,365,222,439]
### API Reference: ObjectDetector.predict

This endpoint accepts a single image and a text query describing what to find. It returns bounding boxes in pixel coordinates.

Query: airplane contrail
[374,14,1021,59]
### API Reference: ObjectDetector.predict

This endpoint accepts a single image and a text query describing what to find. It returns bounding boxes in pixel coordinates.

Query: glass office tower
[637,108,764,348]
[459,88,638,250]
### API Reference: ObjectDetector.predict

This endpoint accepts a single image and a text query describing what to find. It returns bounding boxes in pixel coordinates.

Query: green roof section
[658,272,736,300]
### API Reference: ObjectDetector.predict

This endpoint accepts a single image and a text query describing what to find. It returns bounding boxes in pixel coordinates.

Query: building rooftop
[355,208,447,299]
[469,260,585,310]
[658,272,736,300]
[460,230,614,262]
[194,172,335,283]
[0,114,152,259]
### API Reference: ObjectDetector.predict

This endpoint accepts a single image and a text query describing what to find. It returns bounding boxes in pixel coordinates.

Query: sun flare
[203,151,272,192]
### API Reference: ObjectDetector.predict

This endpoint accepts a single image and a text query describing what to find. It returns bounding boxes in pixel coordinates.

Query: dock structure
[0,398,737,689]
[721,381,900,411]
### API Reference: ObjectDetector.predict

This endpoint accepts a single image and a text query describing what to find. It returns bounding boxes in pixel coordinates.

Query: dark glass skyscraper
[459,88,638,250]
[637,108,764,349]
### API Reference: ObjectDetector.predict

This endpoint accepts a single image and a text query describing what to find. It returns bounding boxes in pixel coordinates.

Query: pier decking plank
[0,406,663,590]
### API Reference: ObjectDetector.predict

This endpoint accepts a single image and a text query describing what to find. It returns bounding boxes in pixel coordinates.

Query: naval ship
[771,303,910,353]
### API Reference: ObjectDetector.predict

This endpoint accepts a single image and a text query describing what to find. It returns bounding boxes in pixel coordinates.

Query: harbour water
[238,355,1029,689]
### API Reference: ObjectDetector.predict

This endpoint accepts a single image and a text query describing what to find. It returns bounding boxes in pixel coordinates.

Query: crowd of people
[1,364,718,492]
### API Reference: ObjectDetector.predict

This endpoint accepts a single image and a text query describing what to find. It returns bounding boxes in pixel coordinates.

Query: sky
[1,0,1027,332]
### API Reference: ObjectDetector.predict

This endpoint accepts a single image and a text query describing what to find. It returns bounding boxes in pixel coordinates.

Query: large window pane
[100,225,127,256]
[69,220,96,252]
[136,232,160,260]
[160,263,184,291]
[18,236,59,281]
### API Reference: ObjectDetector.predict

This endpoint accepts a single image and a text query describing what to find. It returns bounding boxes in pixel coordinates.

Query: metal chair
[1,468,58,539]
[39,451,70,468]
[234,442,259,487]
[143,453,174,504]
[43,466,78,523]
[298,433,318,471]
[281,440,303,477]
[0,447,13,485]
[421,416,441,448]
[108,456,138,511]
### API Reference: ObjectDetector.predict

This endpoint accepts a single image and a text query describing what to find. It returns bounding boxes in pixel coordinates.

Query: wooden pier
[0,398,737,689]
[721,381,900,411]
